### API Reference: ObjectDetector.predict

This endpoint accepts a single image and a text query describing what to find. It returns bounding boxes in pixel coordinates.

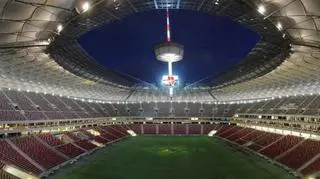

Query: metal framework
[0,0,318,102]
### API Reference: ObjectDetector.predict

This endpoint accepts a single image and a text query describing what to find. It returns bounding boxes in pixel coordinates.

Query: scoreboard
[162,75,179,87]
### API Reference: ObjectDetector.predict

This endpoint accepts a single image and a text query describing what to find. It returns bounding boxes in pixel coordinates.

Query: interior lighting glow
[258,5,266,15]
[82,1,90,12]
[276,22,283,30]
[57,24,63,33]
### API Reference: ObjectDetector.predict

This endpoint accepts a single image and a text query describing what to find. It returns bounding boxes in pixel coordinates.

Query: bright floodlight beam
[154,8,184,97]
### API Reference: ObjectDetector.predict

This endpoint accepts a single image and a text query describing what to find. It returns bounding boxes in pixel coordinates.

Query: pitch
[49,136,296,179]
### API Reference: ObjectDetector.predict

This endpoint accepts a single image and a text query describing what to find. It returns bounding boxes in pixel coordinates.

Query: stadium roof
[0,0,319,102]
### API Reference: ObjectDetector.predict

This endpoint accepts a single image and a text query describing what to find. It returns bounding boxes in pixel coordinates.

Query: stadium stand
[173,124,187,135]
[11,136,66,169]
[143,124,157,135]
[158,124,172,135]
[56,143,85,158]
[277,139,320,170]
[301,158,320,176]
[74,140,97,151]
[0,0,320,178]
[0,162,19,179]
[4,90,320,120]
[0,140,42,175]
[0,123,319,177]
[37,134,63,147]
[188,124,202,135]
[260,135,304,159]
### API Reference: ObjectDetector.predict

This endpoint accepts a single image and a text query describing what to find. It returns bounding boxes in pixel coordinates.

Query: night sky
[79,10,260,85]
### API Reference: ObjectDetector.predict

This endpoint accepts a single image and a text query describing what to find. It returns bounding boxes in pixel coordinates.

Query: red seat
[277,139,320,169]
[12,136,65,169]
[56,143,84,158]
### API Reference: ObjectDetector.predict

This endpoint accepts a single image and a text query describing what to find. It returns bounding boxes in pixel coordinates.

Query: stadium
[0,0,319,178]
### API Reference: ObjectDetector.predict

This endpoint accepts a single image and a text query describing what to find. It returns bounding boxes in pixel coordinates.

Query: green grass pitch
[49,136,297,179]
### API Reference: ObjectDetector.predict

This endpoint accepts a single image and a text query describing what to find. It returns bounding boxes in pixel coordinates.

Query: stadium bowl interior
[0,0,319,179]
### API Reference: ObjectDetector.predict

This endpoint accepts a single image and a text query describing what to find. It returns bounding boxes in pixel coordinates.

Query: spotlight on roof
[276,22,283,31]
[258,5,266,15]
[75,0,90,13]
[82,1,90,12]
[57,24,63,33]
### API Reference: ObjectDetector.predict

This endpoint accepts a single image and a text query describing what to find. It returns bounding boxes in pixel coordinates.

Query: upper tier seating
[0,92,13,110]
[0,111,25,121]
[4,90,36,111]
[24,92,55,111]
[1,89,320,119]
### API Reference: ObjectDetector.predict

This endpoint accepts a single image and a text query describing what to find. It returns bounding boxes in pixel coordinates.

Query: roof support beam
[125,0,138,12]
[263,0,297,20]
[176,0,181,9]
[197,0,206,11]
[0,40,49,49]
[154,0,159,9]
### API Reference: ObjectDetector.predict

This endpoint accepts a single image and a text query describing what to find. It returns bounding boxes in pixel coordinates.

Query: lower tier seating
[0,162,19,179]
[188,124,201,134]
[260,135,303,159]
[173,124,186,134]
[74,140,97,151]
[38,134,62,146]
[277,139,320,169]
[143,124,157,134]
[56,143,85,158]
[11,136,66,169]
[158,124,172,134]
[301,158,320,176]
[0,124,319,178]
[0,141,41,175]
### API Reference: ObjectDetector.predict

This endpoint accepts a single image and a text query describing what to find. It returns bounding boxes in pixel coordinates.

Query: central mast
[154,8,184,98]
